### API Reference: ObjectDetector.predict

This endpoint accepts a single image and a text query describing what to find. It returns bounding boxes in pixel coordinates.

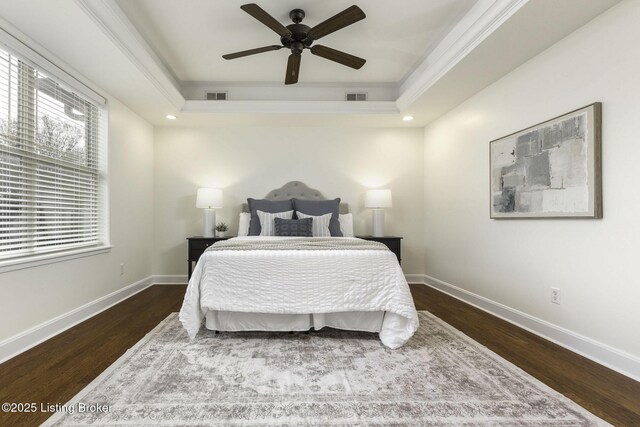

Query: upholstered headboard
[241,181,349,214]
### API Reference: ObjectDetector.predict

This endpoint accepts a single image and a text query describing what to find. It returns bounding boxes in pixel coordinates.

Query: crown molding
[180,81,399,89]
[182,100,399,115]
[72,0,527,118]
[74,0,185,110]
[396,0,529,112]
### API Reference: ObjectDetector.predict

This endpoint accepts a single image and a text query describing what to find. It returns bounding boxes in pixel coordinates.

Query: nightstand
[187,236,232,280]
[356,236,402,264]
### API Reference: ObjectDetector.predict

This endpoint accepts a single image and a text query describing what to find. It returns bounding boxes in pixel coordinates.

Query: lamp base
[372,209,385,237]
[203,209,216,238]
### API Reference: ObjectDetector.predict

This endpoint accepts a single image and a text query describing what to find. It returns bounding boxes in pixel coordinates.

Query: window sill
[0,245,113,274]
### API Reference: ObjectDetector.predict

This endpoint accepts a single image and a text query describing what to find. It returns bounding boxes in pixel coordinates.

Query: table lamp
[365,189,392,237]
[196,188,223,237]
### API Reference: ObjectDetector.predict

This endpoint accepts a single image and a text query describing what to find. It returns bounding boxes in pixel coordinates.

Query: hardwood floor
[410,284,640,426]
[0,285,185,427]
[0,283,638,426]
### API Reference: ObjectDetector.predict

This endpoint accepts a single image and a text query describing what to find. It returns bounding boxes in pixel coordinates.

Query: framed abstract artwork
[490,103,602,219]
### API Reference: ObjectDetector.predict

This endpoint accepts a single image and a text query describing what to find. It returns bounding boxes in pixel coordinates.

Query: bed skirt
[204,311,386,333]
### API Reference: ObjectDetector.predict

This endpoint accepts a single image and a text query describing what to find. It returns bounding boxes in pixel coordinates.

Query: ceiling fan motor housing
[281,9,313,53]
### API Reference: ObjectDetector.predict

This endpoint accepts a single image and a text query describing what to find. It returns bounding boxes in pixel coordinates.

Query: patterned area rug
[44,312,608,426]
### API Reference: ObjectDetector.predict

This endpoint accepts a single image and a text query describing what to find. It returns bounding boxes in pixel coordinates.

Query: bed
[179,182,419,349]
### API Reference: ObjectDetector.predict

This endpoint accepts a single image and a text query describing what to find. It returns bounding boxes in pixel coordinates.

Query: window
[0,44,107,265]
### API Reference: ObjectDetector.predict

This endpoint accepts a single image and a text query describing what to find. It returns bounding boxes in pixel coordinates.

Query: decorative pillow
[292,198,343,237]
[247,198,294,236]
[274,217,313,237]
[339,213,354,237]
[296,211,331,237]
[237,212,251,237]
[256,210,293,236]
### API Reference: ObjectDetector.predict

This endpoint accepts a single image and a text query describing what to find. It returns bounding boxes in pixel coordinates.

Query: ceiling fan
[222,3,366,85]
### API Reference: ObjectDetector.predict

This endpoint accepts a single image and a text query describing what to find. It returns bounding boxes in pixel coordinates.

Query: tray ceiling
[115,0,476,84]
[0,0,621,125]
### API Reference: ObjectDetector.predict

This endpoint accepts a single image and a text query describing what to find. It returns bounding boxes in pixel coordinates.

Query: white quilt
[179,236,419,348]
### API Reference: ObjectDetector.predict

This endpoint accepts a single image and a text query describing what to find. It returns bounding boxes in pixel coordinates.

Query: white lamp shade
[365,189,392,208]
[196,188,223,208]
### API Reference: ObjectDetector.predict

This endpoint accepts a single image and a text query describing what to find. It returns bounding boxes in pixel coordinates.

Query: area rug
[43,312,608,426]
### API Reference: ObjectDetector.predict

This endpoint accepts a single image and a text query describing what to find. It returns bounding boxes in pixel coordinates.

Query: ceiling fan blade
[310,45,366,70]
[223,45,283,60]
[240,3,292,38]
[308,5,365,40]
[285,53,301,85]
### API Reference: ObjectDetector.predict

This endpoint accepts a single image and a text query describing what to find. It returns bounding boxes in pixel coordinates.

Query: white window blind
[0,46,106,262]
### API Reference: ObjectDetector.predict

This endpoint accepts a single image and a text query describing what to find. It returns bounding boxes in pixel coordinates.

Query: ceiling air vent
[206,91,228,100]
[345,92,367,101]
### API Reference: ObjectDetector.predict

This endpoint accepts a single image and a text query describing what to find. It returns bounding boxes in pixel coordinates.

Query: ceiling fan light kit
[223,3,367,85]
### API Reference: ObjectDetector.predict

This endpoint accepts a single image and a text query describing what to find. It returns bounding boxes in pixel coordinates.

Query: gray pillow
[247,198,294,236]
[274,217,313,237]
[292,198,343,237]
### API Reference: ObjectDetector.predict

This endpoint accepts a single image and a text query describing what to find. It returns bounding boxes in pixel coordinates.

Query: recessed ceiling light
[165,114,177,120]
[402,115,414,121]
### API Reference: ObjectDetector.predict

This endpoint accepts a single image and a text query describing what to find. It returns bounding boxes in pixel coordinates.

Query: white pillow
[339,213,354,237]
[257,210,293,236]
[296,211,331,237]
[238,212,250,237]
[242,211,353,237]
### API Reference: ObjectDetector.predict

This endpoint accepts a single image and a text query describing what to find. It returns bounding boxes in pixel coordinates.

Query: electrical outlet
[120,263,124,276]
[551,287,560,305]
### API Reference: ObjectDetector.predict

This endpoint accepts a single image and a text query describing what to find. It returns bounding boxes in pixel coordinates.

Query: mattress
[179,236,419,348]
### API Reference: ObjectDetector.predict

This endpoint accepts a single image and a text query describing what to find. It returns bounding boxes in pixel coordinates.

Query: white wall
[154,126,424,275]
[423,0,640,360]
[0,98,155,342]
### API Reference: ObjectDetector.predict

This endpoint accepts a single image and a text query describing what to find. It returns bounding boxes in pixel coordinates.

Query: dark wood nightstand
[187,236,233,280]
[356,236,402,264]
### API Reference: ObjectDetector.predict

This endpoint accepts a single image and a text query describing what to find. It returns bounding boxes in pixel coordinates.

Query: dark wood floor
[0,285,185,427]
[0,284,638,426]
[411,285,640,426]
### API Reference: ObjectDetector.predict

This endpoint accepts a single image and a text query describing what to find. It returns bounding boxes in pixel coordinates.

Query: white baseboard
[0,272,419,364]
[414,273,640,382]
[405,274,427,284]
[7,271,636,384]
[0,275,154,364]
[152,275,187,284]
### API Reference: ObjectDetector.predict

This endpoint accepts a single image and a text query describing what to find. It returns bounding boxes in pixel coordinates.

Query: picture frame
[490,103,602,219]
